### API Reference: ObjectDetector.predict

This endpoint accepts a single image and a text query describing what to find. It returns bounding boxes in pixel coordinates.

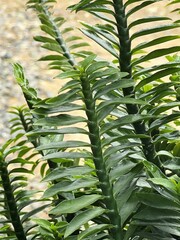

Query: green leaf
[126,1,158,17]
[42,43,62,53]
[57,70,80,79]
[95,79,134,99]
[101,114,153,134]
[136,68,180,89]
[156,224,180,237]
[120,193,139,226]
[43,178,98,198]
[21,203,50,223]
[131,24,180,41]
[156,150,174,158]
[40,25,56,38]
[89,67,120,81]
[102,134,149,147]
[163,158,180,171]
[80,54,97,69]
[149,113,180,131]
[109,160,137,181]
[9,168,32,175]
[81,29,118,57]
[129,16,171,28]
[134,206,179,221]
[86,61,109,74]
[34,35,57,44]
[32,218,51,230]
[43,166,94,182]
[38,55,66,61]
[42,151,91,161]
[137,192,180,211]
[34,114,87,127]
[26,127,88,137]
[78,224,110,240]
[37,140,90,151]
[50,194,102,215]
[33,103,83,114]
[132,35,180,54]
[148,178,177,191]
[132,47,180,66]
[64,207,105,238]
[133,62,180,79]
[69,42,90,50]
[97,98,148,112]
[43,89,81,106]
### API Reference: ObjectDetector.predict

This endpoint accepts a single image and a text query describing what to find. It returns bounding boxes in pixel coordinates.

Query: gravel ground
[0,1,45,141]
[0,0,179,143]
[0,0,92,142]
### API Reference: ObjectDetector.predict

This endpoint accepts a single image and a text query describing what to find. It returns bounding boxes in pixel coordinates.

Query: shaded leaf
[50,194,102,215]
[43,178,98,198]
[64,207,105,238]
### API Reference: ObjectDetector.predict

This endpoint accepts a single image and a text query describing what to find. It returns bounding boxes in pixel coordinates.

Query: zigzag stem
[112,0,158,165]
[80,75,123,240]
[0,153,27,240]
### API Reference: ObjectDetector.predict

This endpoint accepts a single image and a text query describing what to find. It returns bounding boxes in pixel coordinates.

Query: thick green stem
[112,0,157,164]
[0,155,27,240]
[81,75,123,240]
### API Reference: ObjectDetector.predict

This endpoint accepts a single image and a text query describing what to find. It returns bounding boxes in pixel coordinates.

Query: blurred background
[0,0,178,142]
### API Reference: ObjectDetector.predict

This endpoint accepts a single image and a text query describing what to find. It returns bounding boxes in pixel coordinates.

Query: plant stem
[0,155,27,240]
[41,3,76,67]
[112,0,158,164]
[81,75,123,240]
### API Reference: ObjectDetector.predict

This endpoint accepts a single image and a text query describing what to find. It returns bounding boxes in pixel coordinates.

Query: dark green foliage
[0,0,180,239]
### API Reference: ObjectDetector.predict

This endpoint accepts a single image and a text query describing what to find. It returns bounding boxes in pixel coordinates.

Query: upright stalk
[0,154,27,240]
[112,0,158,164]
[80,75,123,240]
[41,1,76,67]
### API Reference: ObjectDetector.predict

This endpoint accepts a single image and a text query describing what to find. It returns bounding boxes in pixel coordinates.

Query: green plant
[0,0,180,239]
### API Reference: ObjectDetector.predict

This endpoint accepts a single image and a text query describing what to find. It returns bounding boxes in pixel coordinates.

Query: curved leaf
[43,178,98,198]
[50,194,102,215]
[64,207,105,238]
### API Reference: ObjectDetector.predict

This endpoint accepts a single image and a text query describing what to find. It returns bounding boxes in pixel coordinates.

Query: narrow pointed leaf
[101,114,153,134]
[43,151,91,161]
[78,224,110,240]
[50,194,102,215]
[34,114,87,127]
[131,24,180,41]
[43,178,98,198]
[43,166,94,182]
[132,35,180,54]
[137,192,180,210]
[64,207,105,238]
[132,47,180,66]
[136,68,180,89]
[26,127,88,137]
[37,140,90,151]
[81,29,118,57]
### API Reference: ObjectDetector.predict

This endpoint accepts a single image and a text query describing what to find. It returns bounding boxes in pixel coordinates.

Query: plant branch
[112,0,158,164]
[80,74,123,240]
[40,1,76,67]
[0,154,27,240]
